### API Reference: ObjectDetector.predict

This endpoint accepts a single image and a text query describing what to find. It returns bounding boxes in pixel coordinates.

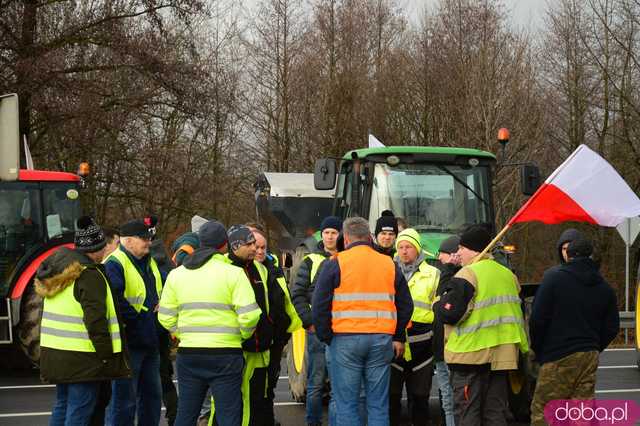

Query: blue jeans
[108,347,162,426]
[175,352,244,426]
[325,346,366,426]
[435,361,455,426]
[305,331,327,424]
[50,382,100,426]
[329,334,393,426]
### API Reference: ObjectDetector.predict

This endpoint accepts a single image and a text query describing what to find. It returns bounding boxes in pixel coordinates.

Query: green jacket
[36,248,131,384]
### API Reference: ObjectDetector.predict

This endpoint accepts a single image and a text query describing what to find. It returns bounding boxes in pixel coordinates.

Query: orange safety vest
[331,244,397,334]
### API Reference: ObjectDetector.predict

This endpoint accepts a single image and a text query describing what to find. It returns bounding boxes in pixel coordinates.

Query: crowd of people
[36,210,620,426]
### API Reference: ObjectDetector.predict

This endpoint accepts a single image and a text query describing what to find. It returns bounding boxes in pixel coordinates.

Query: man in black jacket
[37,217,130,425]
[529,229,620,426]
[432,235,460,426]
[290,216,341,426]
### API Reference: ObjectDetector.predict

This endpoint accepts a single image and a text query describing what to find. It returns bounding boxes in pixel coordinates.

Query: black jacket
[290,241,330,328]
[432,261,461,362]
[228,252,274,353]
[529,257,619,364]
[264,254,292,346]
[37,248,131,384]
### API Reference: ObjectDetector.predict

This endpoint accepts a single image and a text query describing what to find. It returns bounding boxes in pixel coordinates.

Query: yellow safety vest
[403,258,440,362]
[107,247,162,312]
[307,253,326,283]
[158,254,261,348]
[271,255,303,333]
[446,259,529,354]
[41,268,121,353]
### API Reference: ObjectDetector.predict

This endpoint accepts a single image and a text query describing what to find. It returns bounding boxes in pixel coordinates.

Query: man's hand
[393,341,405,359]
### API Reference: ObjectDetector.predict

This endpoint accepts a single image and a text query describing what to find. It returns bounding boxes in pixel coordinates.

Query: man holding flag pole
[437,143,640,424]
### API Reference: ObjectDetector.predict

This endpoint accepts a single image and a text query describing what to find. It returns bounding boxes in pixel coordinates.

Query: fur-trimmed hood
[35,248,84,298]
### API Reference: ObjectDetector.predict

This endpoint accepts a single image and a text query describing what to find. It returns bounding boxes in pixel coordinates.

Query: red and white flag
[508,144,640,227]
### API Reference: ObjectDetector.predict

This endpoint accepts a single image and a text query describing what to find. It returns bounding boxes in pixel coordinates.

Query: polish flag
[508,145,640,227]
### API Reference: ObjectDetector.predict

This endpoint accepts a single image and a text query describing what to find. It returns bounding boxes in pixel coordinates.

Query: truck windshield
[369,163,491,233]
[41,184,81,240]
[0,187,42,294]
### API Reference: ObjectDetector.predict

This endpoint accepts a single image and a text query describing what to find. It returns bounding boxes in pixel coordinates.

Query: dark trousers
[265,342,286,425]
[175,352,244,426]
[390,361,434,426]
[90,381,112,426]
[249,367,271,426]
[450,367,508,426]
[160,339,178,426]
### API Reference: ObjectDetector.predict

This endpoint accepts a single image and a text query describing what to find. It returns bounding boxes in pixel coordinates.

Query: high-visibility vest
[271,255,302,333]
[158,254,261,348]
[41,268,121,353]
[107,248,162,312]
[331,245,397,334]
[445,259,529,354]
[407,259,440,324]
[403,258,440,362]
[307,253,327,283]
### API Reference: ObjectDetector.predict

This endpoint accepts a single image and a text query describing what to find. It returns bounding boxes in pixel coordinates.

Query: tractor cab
[317,146,496,256]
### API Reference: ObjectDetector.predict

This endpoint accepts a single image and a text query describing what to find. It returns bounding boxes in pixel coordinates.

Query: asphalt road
[1,348,639,425]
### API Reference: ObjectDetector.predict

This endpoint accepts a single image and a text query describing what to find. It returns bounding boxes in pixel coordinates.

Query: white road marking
[604,348,635,352]
[0,376,290,391]
[596,388,640,394]
[598,365,637,369]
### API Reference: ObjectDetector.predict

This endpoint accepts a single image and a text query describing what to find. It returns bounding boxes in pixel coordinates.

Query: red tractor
[0,94,84,364]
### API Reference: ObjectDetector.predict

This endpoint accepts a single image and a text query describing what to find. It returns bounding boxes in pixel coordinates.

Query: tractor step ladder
[0,298,13,343]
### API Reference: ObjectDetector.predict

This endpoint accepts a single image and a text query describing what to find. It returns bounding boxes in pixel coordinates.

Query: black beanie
[320,216,342,232]
[198,220,228,249]
[567,236,593,258]
[75,216,106,253]
[439,235,460,254]
[459,225,491,253]
[375,213,398,236]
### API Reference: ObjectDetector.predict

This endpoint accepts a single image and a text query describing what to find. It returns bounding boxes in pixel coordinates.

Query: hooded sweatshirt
[37,248,130,384]
[529,230,619,364]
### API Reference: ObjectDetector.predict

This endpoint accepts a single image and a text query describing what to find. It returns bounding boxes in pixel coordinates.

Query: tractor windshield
[368,163,491,233]
[0,187,43,294]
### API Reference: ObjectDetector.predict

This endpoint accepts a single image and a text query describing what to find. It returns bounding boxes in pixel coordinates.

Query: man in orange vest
[312,217,414,426]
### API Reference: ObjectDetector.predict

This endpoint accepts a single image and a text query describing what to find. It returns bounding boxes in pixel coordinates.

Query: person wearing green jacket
[158,220,261,426]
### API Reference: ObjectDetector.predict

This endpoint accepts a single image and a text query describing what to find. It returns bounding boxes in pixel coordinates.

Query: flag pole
[472,223,512,263]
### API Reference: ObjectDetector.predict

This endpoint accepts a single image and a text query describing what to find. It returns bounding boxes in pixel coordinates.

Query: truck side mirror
[0,94,20,182]
[314,159,336,190]
[521,163,541,196]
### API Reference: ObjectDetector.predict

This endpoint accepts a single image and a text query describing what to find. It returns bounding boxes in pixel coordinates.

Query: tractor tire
[17,282,43,365]
[286,329,308,402]
[635,283,640,370]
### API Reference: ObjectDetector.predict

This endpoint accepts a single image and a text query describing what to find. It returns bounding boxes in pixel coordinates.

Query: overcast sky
[400,0,547,31]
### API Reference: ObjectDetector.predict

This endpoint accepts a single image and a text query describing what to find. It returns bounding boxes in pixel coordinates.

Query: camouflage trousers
[530,350,599,426]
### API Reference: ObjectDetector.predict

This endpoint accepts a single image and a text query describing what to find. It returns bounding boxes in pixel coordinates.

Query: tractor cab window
[369,163,491,233]
[41,184,80,240]
[0,187,42,294]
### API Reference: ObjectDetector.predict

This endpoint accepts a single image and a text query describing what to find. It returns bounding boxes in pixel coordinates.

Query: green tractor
[255,141,541,421]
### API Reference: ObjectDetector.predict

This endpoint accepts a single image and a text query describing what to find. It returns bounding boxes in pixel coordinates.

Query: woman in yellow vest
[390,228,440,426]
[436,225,528,426]
[38,217,130,425]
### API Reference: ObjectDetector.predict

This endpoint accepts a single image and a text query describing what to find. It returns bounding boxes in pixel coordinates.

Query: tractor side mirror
[314,159,337,190]
[521,164,541,196]
[0,94,20,181]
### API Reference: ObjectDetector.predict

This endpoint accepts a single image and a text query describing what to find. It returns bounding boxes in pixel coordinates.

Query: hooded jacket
[529,230,619,364]
[37,248,131,384]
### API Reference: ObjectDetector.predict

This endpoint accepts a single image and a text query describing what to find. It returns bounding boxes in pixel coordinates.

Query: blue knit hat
[320,216,342,232]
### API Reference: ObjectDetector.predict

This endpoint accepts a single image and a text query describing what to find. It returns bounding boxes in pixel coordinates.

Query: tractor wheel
[635,283,640,370]
[17,282,43,365]
[286,328,308,402]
